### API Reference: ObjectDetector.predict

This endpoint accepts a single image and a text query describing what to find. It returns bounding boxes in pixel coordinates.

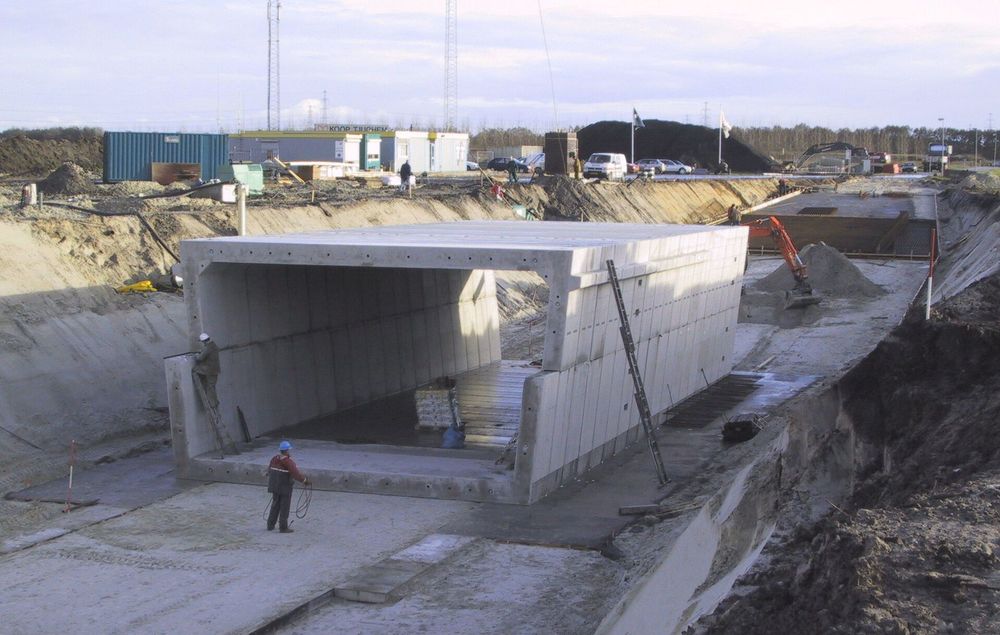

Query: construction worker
[727,204,742,226]
[267,441,309,533]
[193,333,220,410]
[399,159,412,196]
[572,152,581,180]
[506,158,518,184]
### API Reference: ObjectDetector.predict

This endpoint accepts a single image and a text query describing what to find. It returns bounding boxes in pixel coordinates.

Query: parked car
[486,157,515,171]
[466,160,480,171]
[584,153,628,180]
[523,152,545,175]
[901,161,918,173]
[637,158,667,173]
[660,159,693,174]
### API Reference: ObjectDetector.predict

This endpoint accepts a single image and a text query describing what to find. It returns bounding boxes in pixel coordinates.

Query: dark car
[486,157,515,171]
[901,161,918,173]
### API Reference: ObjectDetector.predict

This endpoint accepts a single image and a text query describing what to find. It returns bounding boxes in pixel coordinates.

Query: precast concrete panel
[171,221,747,504]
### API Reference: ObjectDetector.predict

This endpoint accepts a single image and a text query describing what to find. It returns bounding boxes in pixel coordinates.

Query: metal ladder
[193,372,235,457]
[606,259,670,486]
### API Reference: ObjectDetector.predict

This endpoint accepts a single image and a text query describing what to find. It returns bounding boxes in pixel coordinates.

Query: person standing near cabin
[572,152,581,180]
[267,441,309,533]
[399,159,412,196]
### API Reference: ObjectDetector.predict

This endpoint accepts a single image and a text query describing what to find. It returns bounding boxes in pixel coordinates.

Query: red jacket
[267,453,305,494]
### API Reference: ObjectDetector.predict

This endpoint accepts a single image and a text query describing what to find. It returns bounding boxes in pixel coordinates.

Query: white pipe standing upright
[236,183,248,236]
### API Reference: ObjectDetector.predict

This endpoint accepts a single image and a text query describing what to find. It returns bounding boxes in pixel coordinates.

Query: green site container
[218,164,265,195]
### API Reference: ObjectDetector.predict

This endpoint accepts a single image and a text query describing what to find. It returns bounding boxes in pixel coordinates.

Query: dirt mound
[0,135,103,176]
[577,120,771,172]
[38,162,97,196]
[960,171,1000,194]
[754,244,884,298]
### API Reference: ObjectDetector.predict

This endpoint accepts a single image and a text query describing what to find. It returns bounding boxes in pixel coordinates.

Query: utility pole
[267,0,281,131]
[444,0,458,131]
[322,89,329,126]
[702,101,709,127]
[974,125,978,168]
[991,112,997,167]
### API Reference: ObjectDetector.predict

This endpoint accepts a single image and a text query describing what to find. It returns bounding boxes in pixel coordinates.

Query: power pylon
[444,0,458,131]
[267,0,281,131]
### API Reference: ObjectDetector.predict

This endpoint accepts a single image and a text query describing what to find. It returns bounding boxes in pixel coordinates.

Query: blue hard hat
[279,440,292,451]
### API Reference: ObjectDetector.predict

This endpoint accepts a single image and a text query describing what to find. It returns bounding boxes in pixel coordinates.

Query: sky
[1,0,997,133]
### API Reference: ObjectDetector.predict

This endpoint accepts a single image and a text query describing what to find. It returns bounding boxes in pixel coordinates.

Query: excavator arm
[745,216,820,309]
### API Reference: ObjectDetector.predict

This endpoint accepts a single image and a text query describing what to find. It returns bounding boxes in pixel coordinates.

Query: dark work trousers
[268,492,293,530]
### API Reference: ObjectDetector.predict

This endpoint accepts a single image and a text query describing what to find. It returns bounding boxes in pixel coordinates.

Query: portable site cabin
[430,132,470,172]
[380,131,432,173]
[360,134,382,171]
[229,131,363,170]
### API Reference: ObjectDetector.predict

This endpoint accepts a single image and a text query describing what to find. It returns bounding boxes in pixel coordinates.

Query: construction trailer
[380,131,432,172]
[360,133,382,171]
[166,221,748,504]
[104,132,229,183]
[229,131,350,168]
[429,132,470,172]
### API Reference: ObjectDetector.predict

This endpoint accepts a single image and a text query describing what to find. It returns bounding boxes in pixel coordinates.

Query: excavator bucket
[783,286,822,310]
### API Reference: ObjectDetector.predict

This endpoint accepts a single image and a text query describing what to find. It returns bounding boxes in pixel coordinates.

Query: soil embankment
[0,177,779,487]
[0,135,103,177]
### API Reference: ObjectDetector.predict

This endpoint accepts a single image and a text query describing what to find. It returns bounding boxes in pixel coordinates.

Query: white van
[584,152,628,180]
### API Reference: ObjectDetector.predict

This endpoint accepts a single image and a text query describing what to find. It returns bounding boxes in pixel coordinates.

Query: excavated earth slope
[695,187,1000,634]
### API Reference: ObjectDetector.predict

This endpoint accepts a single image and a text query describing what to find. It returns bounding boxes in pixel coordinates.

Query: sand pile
[754,244,885,298]
[38,162,96,196]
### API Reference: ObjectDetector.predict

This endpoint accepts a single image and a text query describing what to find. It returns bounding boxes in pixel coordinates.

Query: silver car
[660,159,693,175]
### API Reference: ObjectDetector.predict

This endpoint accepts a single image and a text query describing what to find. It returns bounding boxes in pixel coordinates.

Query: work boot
[280,527,294,533]
[266,524,274,531]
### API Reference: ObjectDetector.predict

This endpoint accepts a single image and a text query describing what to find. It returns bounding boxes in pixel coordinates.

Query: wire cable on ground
[261,481,313,523]
[41,201,180,262]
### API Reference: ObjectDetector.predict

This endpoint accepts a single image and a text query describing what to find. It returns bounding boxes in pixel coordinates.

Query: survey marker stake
[63,440,78,513]
[606,260,670,486]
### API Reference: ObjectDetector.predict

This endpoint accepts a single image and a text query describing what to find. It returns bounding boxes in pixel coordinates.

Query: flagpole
[631,114,635,164]
[718,109,723,166]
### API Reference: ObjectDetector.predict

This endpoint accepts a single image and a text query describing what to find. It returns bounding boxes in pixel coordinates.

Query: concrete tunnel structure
[165,221,748,504]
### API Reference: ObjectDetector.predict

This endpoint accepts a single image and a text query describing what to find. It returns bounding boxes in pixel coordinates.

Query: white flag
[720,110,733,139]
[633,108,645,129]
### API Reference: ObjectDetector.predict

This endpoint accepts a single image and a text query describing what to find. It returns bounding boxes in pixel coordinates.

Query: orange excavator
[746,216,821,309]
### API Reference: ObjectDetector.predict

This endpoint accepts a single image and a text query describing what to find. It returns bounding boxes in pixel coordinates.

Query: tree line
[731,124,1000,161]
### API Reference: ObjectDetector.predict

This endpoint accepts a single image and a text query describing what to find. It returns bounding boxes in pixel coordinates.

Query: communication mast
[444,0,458,131]
[267,1,281,131]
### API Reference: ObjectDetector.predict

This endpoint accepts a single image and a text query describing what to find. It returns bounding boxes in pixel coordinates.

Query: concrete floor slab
[284,540,622,635]
[0,483,475,634]
[190,437,515,502]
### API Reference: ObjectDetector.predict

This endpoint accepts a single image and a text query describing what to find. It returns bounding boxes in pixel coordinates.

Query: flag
[633,108,645,129]
[720,110,733,139]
